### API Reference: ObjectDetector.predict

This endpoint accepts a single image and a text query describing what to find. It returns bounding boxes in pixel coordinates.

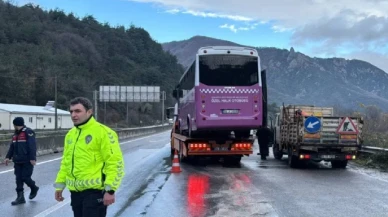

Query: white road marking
[0,131,169,175]
[33,198,71,217]
[31,141,171,217]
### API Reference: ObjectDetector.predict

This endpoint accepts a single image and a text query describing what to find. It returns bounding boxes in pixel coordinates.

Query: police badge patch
[85,135,93,144]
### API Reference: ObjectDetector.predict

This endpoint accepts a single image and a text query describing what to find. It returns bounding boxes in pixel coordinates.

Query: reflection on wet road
[1,133,388,217]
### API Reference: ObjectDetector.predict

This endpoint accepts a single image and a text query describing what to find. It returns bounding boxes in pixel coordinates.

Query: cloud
[165,9,180,14]
[129,0,388,26]
[220,24,237,33]
[128,0,388,72]
[291,10,388,48]
[271,25,293,33]
[219,22,262,33]
[182,10,252,21]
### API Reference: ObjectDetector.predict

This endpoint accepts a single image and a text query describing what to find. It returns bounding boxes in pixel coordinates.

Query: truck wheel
[288,147,299,168]
[273,144,283,160]
[331,160,348,169]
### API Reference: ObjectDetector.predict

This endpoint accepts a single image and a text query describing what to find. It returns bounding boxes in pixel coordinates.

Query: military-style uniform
[6,118,39,206]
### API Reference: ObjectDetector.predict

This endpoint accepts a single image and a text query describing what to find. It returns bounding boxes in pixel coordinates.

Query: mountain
[162,36,388,111]
[0,1,184,127]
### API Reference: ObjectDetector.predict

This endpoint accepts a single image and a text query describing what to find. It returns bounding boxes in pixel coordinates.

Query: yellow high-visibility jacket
[54,117,124,192]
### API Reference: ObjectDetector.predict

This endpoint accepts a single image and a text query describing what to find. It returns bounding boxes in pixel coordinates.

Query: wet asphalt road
[1,131,388,217]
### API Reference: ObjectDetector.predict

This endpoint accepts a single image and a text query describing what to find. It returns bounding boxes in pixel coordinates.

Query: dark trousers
[71,189,107,217]
[14,162,36,192]
[258,139,269,156]
[257,129,271,157]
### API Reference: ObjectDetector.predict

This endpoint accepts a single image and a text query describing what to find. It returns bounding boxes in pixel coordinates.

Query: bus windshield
[199,55,259,86]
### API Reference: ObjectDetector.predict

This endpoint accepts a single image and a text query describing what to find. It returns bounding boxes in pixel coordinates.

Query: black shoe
[11,192,26,205]
[29,186,39,200]
[261,156,267,160]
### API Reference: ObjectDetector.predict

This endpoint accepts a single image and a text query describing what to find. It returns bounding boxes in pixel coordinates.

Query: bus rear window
[199,55,259,86]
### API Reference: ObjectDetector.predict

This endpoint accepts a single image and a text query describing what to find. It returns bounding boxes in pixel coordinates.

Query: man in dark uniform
[5,117,39,205]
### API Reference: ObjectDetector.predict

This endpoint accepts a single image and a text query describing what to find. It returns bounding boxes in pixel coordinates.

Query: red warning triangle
[336,117,359,134]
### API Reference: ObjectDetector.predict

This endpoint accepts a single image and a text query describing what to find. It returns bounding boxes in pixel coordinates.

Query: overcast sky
[16,0,388,73]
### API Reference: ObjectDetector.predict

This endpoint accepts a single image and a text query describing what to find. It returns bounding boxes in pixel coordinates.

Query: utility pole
[93,90,98,121]
[54,75,58,131]
[161,91,165,125]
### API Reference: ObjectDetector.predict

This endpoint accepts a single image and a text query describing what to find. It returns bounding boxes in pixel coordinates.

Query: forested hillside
[0,1,183,126]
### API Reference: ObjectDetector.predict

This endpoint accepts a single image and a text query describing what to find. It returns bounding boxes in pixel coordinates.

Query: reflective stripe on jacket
[54,117,124,192]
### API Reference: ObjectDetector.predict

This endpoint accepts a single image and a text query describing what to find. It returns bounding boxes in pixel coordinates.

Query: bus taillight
[189,143,210,151]
[232,143,252,150]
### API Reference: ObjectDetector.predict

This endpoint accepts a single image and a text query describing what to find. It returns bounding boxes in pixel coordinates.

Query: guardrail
[0,124,172,163]
[360,146,388,154]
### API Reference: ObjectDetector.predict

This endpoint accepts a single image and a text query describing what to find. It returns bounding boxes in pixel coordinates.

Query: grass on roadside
[354,152,388,171]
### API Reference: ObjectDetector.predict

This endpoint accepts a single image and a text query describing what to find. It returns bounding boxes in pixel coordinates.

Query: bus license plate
[320,155,335,159]
[215,147,228,151]
[222,109,239,114]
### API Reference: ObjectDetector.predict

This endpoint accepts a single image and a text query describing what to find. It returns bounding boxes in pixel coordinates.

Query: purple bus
[173,46,268,138]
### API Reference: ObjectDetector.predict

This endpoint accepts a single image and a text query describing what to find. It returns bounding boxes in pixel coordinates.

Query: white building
[0,101,73,130]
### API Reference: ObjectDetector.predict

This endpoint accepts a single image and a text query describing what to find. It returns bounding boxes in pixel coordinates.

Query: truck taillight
[346,155,356,160]
[300,154,311,159]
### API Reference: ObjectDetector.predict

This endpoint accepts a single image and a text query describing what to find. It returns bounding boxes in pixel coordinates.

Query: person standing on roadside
[5,117,39,206]
[54,97,125,217]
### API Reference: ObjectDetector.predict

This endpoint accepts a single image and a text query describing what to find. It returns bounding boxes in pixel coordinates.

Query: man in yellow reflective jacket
[54,97,124,217]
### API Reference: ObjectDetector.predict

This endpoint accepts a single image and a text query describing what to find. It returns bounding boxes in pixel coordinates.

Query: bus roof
[198,46,258,56]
